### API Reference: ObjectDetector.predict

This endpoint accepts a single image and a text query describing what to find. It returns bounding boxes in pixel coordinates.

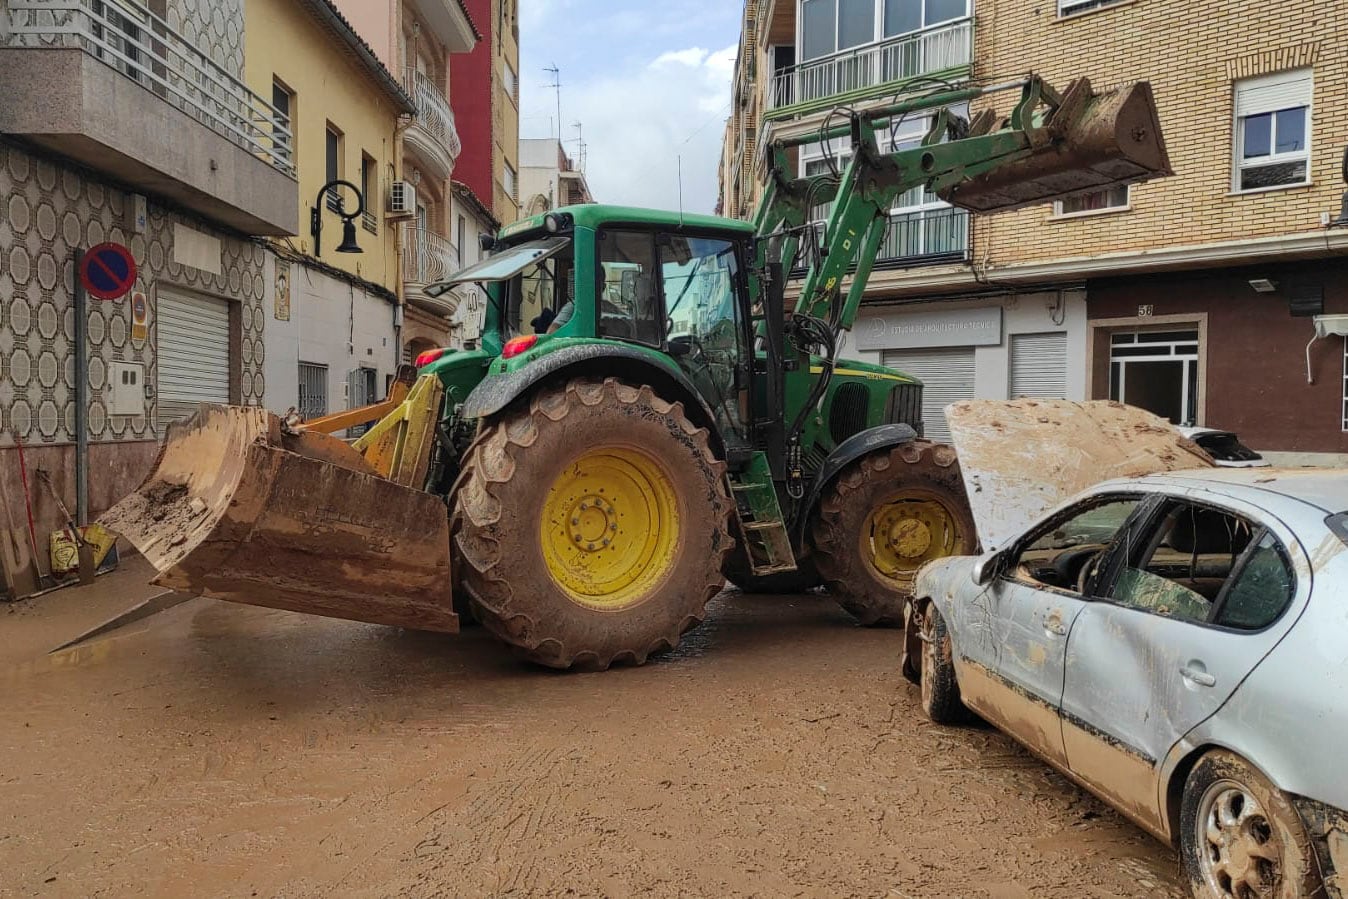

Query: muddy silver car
[905,401,1348,899]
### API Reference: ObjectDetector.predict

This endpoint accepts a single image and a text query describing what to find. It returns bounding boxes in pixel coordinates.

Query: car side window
[1213,532,1295,630]
[1107,502,1258,624]
[1012,497,1142,593]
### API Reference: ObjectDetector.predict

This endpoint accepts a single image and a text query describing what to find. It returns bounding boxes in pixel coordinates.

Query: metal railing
[402,66,461,162]
[402,225,459,285]
[800,206,968,273]
[769,19,972,110]
[6,0,294,176]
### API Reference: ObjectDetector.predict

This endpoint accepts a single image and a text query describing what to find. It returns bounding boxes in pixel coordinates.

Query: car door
[952,494,1145,769]
[1059,492,1305,838]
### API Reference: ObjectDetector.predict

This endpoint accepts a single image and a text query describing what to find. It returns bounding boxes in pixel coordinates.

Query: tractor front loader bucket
[939,79,1172,213]
[100,400,458,633]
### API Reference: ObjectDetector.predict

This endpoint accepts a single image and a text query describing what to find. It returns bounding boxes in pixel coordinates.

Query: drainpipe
[73,249,89,525]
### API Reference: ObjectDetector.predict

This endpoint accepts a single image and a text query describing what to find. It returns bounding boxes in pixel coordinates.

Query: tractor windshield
[500,241,574,338]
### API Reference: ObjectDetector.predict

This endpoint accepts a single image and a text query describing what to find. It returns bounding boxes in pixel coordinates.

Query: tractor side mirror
[971,549,1004,586]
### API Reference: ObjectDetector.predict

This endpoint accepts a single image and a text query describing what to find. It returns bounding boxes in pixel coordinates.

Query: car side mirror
[971,550,1004,586]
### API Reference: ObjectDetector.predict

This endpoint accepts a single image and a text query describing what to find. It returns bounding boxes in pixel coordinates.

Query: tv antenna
[544,64,562,141]
[571,121,587,171]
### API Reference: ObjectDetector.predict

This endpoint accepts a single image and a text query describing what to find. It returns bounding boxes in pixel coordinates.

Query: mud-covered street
[2,562,1182,898]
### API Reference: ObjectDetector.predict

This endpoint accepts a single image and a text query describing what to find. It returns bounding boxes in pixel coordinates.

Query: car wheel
[919,602,969,724]
[1179,750,1320,899]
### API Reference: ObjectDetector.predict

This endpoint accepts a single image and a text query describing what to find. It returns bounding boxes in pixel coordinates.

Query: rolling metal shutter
[881,347,976,443]
[157,290,230,426]
[1010,332,1068,400]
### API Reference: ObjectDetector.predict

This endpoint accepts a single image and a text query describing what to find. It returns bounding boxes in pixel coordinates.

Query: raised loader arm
[753,75,1171,334]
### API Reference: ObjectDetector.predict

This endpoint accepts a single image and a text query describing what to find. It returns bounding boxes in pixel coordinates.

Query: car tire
[1179,750,1321,899]
[919,602,969,725]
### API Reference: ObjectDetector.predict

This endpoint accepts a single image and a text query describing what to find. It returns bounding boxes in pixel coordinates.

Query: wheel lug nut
[587,542,596,550]
[610,523,618,531]
[571,517,579,525]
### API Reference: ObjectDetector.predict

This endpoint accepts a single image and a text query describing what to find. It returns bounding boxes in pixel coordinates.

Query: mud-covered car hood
[945,400,1214,550]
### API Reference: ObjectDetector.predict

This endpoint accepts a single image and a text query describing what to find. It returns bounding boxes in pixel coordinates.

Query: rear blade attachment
[100,404,457,633]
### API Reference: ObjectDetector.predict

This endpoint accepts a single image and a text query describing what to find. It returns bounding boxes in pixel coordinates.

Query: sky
[518,0,742,214]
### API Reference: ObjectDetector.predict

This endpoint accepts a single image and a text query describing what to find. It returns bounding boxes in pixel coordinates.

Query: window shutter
[1236,71,1312,118]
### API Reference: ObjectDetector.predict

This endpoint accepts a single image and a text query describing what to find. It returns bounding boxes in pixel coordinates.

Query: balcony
[0,0,297,235]
[402,224,461,317]
[767,19,973,118]
[799,207,968,275]
[402,66,461,180]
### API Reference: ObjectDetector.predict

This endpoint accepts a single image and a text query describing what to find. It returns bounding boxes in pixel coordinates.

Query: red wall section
[451,0,493,203]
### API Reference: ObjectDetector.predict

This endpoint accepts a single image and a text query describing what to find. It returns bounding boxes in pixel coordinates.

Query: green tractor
[104,76,1170,669]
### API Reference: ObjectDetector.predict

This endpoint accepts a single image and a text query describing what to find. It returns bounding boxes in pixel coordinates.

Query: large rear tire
[451,378,734,670]
[811,440,976,626]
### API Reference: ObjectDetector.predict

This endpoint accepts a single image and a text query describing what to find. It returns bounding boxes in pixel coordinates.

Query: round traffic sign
[80,242,138,300]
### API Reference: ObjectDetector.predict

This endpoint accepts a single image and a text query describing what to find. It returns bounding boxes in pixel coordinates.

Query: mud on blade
[100,405,457,633]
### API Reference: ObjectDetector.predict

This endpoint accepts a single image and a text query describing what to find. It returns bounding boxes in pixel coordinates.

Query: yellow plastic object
[352,374,446,488]
[864,497,962,581]
[49,523,117,577]
[539,446,680,610]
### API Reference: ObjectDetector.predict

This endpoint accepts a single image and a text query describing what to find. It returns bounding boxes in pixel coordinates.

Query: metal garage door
[881,347,976,443]
[1010,332,1067,400]
[157,290,230,426]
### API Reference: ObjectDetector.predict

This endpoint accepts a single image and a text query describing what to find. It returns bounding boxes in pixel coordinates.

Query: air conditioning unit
[388,180,417,216]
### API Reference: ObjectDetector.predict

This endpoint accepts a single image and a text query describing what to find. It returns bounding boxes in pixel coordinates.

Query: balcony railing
[769,19,972,111]
[6,0,294,176]
[403,66,461,162]
[799,207,968,274]
[402,225,459,285]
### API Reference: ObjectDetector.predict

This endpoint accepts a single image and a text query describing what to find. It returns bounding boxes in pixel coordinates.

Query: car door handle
[1180,666,1216,687]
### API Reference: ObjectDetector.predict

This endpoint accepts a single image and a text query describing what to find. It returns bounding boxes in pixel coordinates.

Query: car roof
[1098,468,1348,515]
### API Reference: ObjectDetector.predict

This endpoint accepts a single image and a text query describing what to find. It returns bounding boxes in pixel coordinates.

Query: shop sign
[856,306,1003,351]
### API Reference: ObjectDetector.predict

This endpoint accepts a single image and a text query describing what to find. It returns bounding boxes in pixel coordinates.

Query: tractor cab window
[661,234,746,438]
[597,230,662,345]
[424,236,573,340]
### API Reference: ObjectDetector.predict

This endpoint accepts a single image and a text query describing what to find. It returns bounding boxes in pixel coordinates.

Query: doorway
[1108,330,1199,425]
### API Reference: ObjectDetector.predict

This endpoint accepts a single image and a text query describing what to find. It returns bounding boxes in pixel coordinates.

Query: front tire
[812,441,977,626]
[452,378,734,670]
[918,602,969,724]
[1179,750,1320,899]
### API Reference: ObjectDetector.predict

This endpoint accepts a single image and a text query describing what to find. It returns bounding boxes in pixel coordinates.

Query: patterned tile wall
[0,141,266,448]
[165,0,244,78]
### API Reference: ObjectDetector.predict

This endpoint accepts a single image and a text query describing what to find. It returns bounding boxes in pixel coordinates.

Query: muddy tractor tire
[451,377,734,670]
[811,441,977,626]
[1179,750,1321,899]
[722,548,820,595]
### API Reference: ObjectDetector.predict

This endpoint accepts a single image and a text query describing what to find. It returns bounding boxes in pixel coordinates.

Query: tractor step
[729,453,799,577]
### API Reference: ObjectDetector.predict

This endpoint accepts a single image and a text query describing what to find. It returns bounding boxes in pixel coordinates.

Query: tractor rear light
[415,348,448,367]
[502,335,538,359]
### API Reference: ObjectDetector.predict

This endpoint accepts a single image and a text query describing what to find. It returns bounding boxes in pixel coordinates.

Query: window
[297,362,328,419]
[1058,0,1127,16]
[597,230,662,345]
[503,161,518,202]
[801,0,969,60]
[1107,502,1280,626]
[1343,338,1348,432]
[661,235,746,436]
[456,214,466,268]
[1013,497,1142,593]
[271,78,293,161]
[503,60,518,103]
[1054,185,1130,217]
[360,154,377,233]
[1234,69,1312,192]
[1108,330,1200,426]
[325,124,343,212]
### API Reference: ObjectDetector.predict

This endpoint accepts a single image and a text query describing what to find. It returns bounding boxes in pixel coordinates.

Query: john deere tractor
[104,76,1170,669]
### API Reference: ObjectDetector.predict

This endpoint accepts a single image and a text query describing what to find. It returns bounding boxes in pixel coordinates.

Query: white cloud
[651,47,710,69]
[520,41,738,213]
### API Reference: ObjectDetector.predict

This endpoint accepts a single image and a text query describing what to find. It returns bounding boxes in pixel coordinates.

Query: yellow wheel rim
[540,446,680,610]
[864,497,961,580]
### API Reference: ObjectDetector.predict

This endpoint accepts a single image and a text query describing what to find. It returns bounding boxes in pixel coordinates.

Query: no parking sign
[79,243,137,301]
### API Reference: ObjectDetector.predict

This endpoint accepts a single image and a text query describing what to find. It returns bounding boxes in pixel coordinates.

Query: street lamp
[310,179,364,257]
